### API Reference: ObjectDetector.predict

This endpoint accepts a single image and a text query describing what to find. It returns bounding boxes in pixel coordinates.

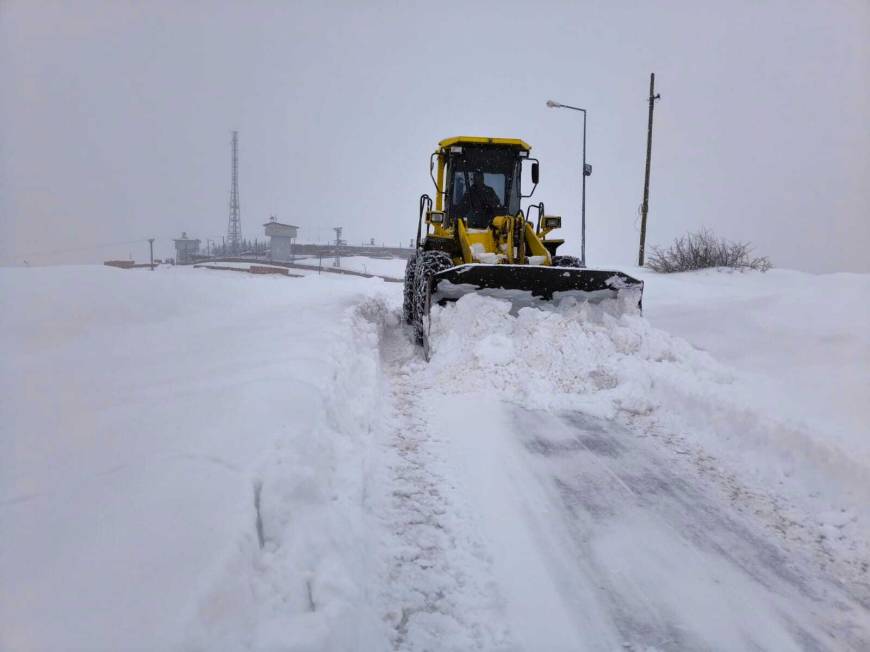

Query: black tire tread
[552,255,584,268]
[412,251,454,345]
[402,256,417,324]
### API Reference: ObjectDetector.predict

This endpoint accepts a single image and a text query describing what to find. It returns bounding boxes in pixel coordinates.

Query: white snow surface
[1,264,868,650]
[295,255,408,279]
[1,266,388,650]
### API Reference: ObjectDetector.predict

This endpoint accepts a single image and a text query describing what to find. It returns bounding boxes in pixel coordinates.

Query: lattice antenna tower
[227,131,242,255]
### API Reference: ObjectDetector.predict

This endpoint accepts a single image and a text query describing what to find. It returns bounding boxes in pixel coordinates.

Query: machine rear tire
[412,251,454,351]
[402,256,417,324]
[552,255,584,268]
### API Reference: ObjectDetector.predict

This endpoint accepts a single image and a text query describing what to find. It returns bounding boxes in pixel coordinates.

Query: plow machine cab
[417,137,555,265]
[444,139,524,229]
[404,136,644,358]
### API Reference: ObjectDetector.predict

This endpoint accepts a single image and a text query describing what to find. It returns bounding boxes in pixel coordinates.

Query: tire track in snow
[514,407,870,651]
[375,323,513,651]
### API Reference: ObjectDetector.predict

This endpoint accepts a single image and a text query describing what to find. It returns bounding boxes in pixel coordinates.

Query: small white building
[174,232,201,265]
[263,218,299,262]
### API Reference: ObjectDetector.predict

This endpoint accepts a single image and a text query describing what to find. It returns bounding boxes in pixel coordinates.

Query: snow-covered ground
[0,266,388,649]
[1,263,868,650]
[640,269,870,566]
[294,255,408,279]
[194,255,408,280]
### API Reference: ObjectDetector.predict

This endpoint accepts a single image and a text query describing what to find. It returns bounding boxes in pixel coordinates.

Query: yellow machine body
[406,136,643,355]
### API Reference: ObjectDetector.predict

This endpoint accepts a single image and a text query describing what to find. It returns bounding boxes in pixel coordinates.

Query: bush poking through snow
[646,230,771,273]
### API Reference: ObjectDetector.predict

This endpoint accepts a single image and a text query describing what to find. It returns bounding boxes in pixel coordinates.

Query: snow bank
[428,292,729,418]
[185,299,388,651]
[0,266,391,651]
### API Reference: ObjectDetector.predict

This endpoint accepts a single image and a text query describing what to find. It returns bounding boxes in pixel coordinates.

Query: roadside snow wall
[0,267,394,652]
[184,297,393,651]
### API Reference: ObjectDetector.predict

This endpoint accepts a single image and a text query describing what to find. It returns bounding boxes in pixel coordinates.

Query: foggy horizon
[2,0,868,273]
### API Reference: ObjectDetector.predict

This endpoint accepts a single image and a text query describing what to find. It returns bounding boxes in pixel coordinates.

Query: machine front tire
[412,251,454,352]
[552,255,584,268]
[402,255,417,324]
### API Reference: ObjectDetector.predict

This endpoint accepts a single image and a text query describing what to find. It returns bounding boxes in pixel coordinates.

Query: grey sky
[2,0,868,272]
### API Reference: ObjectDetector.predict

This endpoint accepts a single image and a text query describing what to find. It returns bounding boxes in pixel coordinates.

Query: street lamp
[546,99,590,267]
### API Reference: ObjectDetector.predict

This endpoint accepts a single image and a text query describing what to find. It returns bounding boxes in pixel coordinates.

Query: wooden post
[638,73,660,266]
[148,238,155,271]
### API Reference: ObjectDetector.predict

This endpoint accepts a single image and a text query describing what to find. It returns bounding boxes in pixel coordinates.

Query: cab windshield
[447,147,521,228]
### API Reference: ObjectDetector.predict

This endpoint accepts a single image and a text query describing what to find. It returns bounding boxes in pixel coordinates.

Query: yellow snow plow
[404,136,643,356]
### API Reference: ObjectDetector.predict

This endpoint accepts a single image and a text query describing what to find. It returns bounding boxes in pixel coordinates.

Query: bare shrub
[646,230,771,273]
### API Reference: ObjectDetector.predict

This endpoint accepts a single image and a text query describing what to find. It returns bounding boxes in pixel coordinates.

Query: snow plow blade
[431,264,644,308]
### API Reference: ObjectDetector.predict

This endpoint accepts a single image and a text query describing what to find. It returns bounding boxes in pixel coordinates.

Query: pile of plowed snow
[430,293,730,418]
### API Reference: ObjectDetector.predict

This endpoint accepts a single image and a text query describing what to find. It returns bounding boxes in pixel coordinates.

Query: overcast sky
[1,0,868,272]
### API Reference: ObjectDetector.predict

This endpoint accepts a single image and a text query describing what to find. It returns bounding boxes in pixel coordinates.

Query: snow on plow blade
[431,264,644,308]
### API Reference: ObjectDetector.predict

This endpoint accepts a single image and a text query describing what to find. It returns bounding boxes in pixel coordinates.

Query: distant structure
[174,232,201,265]
[227,131,242,255]
[333,227,345,267]
[104,260,136,269]
[264,216,299,262]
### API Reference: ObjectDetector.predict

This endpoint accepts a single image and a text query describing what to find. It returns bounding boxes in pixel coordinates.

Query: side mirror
[531,162,540,185]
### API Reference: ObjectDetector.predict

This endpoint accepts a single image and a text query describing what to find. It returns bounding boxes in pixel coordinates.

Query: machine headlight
[542,215,562,229]
[428,211,445,224]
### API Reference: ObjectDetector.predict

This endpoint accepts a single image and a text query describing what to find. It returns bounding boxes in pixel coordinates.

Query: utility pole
[148,238,155,271]
[581,113,588,267]
[638,73,661,266]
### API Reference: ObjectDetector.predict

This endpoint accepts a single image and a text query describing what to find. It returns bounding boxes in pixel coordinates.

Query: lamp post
[546,100,590,267]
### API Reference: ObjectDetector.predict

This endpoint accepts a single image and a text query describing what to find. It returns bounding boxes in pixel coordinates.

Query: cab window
[451,172,506,207]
